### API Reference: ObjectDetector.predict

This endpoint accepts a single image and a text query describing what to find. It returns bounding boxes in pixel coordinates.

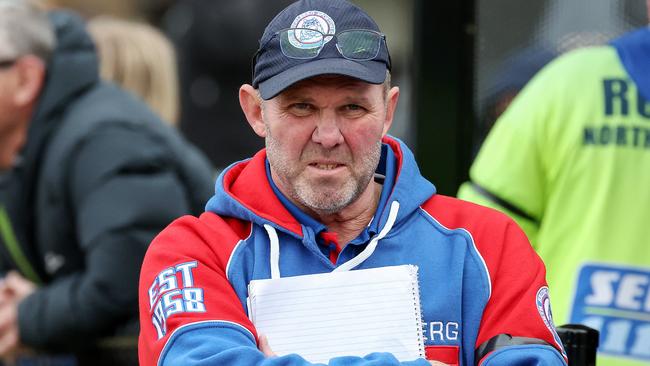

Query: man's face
[262,76,394,215]
[0,59,27,171]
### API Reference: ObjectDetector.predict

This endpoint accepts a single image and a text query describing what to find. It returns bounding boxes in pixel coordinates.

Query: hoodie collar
[208,149,303,236]
[205,136,436,238]
[265,159,326,235]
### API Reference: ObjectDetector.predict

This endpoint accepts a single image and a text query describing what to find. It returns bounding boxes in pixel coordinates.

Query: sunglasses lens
[337,30,382,60]
[279,28,324,59]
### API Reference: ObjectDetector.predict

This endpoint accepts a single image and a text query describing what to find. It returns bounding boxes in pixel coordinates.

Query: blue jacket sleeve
[160,322,431,366]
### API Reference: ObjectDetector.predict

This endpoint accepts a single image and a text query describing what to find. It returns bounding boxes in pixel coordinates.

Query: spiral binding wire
[409,265,426,358]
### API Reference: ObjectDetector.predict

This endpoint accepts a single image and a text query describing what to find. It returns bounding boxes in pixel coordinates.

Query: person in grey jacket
[0,0,214,357]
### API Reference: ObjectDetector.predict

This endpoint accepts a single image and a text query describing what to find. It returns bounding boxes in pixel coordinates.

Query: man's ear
[13,55,46,107]
[382,86,400,136]
[239,84,267,138]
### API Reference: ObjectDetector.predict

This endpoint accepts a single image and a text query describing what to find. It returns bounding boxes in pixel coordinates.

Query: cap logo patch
[288,10,336,49]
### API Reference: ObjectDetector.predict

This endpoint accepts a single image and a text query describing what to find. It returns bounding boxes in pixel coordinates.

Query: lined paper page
[248,265,425,364]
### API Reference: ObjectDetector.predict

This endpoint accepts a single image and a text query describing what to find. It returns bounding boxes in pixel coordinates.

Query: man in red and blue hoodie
[138,1,568,365]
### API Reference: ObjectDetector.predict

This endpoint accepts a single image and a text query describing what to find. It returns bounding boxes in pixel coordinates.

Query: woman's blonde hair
[87,16,179,126]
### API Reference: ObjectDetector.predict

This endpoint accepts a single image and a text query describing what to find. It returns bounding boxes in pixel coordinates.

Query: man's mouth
[312,163,340,170]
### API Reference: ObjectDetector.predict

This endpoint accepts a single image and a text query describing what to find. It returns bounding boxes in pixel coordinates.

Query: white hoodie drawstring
[264,224,281,279]
[333,201,400,272]
[264,201,400,278]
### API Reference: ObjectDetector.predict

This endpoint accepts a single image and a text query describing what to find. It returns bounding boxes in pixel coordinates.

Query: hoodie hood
[35,11,98,121]
[205,135,436,238]
[19,11,98,173]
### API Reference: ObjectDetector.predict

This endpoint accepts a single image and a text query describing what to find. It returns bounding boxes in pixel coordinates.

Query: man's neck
[313,181,383,246]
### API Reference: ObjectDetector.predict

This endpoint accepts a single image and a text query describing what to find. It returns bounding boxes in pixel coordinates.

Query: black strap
[470,182,539,223]
[475,333,552,363]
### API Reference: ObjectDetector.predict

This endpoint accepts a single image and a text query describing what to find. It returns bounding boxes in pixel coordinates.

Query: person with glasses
[138,1,567,365]
[0,0,214,362]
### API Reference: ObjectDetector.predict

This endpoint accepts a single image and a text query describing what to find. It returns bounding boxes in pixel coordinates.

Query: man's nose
[311,115,344,149]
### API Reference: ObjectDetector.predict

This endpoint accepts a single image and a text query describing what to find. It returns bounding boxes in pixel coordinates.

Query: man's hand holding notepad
[247,265,427,364]
[258,334,450,366]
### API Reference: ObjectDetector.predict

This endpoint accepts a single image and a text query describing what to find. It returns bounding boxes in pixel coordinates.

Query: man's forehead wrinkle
[279,77,377,102]
[278,91,374,108]
[275,90,314,105]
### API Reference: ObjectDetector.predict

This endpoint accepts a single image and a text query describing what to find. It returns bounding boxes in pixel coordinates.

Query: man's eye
[288,103,313,115]
[341,104,367,116]
[344,104,362,111]
[291,103,312,110]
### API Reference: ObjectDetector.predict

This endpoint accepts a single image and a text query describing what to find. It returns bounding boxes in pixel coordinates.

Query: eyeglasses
[0,59,16,69]
[266,28,386,61]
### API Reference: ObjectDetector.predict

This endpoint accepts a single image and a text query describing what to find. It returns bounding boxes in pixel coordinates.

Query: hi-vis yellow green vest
[458,28,650,366]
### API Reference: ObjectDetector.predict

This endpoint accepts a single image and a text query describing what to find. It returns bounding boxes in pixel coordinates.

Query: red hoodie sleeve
[424,195,567,364]
[138,212,256,366]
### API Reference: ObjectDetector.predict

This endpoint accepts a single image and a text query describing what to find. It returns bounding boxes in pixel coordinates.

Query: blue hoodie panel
[611,27,650,102]
[161,322,430,366]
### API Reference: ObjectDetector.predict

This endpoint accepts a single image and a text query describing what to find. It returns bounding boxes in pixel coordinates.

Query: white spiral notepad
[247,264,425,363]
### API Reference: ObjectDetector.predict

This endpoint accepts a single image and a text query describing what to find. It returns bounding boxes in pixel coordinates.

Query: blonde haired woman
[88,16,179,126]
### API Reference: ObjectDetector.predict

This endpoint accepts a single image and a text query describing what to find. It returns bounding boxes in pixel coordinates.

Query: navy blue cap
[252,0,391,100]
